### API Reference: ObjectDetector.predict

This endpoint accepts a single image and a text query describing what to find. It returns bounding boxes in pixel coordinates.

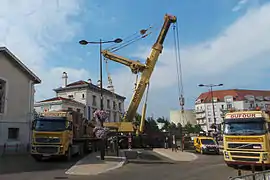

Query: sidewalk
[65,152,127,176]
[153,148,198,162]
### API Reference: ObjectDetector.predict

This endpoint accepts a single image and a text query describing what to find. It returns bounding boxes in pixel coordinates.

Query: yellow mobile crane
[103,14,177,134]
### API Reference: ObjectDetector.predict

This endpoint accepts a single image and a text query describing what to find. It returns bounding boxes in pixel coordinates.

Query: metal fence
[229,170,270,180]
[0,142,29,156]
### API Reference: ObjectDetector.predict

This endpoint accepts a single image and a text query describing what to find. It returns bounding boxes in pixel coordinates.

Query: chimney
[87,78,92,84]
[62,72,68,88]
[97,80,101,87]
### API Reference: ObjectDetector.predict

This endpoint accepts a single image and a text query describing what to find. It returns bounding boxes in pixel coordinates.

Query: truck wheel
[65,147,72,161]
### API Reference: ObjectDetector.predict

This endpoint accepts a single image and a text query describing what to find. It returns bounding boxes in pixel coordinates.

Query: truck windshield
[224,121,266,135]
[34,118,67,132]
[201,139,216,145]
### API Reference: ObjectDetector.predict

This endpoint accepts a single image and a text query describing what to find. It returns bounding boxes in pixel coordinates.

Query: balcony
[197,119,206,125]
[195,109,205,114]
[196,114,206,120]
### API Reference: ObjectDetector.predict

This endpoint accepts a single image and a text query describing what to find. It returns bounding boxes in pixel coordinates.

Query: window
[118,102,122,111]
[107,111,111,122]
[113,101,116,110]
[250,103,254,108]
[227,103,232,109]
[88,106,91,120]
[208,118,211,122]
[92,95,97,106]
[68,95,73,99]
[107,99,111,109]
[82,94,85,99]
[113,112,117,122]
[207,105,211,110]
[68,107,72,111]
[221,105,224,109]
[0,79,6,114]
[8,128,19,140]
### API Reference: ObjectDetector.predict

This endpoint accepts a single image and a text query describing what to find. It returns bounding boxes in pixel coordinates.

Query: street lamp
[79,38,123,111]
[79,38,122,161]
[198,83,223,133]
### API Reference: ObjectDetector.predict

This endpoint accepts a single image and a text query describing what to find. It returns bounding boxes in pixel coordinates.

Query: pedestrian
[164,136,168,149]
[172,135,176,152]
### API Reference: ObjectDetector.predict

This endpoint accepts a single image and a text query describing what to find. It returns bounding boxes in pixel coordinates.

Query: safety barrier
[229,170,270,180]
[0,142,30,156]
[229,164,270,180]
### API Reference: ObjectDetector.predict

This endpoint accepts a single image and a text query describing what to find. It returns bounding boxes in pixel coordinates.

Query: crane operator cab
[194,136,219,155]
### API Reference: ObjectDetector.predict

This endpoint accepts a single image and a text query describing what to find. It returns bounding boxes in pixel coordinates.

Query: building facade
[170,109,197,126]
[195,89,270,132]
[0,47,41,148]
[51,72,126,122]
[34,97,86,117]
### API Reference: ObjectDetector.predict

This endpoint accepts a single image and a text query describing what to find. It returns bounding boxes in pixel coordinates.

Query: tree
[193,124,203,134]
[145,117,159,132]
[183,122,194,134]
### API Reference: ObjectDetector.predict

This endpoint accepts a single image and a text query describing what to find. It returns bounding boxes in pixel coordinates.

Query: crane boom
[102,50,146,74]
[124,14,176,122]
[101,14,176,133]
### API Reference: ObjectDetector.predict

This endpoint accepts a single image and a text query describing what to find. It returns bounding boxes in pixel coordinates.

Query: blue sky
[1,0,270,119]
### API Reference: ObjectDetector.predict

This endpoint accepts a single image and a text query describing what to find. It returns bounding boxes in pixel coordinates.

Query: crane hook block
[179,96,185,106]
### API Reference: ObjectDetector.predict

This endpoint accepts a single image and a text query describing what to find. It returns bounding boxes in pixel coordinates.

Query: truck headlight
[202,145,206,149]
[263,153,268,161]
[224,151,229,159]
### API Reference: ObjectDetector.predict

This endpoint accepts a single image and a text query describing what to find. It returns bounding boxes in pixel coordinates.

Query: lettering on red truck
[230,113,256,119]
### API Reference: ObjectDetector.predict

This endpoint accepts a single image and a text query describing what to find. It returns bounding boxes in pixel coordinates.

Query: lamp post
[198,83,223,133]
[79,38,122,111]
[79,38,122,160]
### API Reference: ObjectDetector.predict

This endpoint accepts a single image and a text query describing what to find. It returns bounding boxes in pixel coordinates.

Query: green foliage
[182,122,203,134]
[133,113,202,135]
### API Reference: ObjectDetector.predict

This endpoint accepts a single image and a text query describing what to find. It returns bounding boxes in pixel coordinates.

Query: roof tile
[197,89,270,103]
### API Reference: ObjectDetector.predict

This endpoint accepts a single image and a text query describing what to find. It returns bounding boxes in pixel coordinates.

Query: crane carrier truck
[30,110,96,161]
[223,109,270,167]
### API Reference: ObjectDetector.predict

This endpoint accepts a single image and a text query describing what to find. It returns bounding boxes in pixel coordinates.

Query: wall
[56,87,125,122]
[170,109,196,126]
[34,101,86,118]
[0,53,33,146]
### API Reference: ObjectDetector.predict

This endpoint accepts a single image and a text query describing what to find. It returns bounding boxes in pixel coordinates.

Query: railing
[229,170,270,180]
[1,142,30,156]
[229,164,270,180]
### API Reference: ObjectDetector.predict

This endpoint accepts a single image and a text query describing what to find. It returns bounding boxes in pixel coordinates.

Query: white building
[34,97,86,117]
[0,47,41,148]
[170,109,197,126]
[195,89,270,132]
[50,72,126,122]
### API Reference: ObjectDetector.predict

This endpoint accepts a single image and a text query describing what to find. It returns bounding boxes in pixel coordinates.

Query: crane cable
[105,26,154,53]
[173,22,186,123]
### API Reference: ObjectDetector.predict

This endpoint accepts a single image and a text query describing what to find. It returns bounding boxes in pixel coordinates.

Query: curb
[65,155,127,176]
[153,149,198,162]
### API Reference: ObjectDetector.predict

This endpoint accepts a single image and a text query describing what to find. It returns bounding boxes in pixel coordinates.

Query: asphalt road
[0,151,252,180]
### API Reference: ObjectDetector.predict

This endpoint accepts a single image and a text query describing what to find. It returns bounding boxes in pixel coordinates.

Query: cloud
[0,0,87,101]
[232,0,249,12]
[111,2,270,117]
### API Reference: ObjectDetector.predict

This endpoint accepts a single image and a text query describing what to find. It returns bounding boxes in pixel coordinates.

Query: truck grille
[232,157,259,162]
[230,152,260,157]
[228,143,261,149]
[35,137,60,143]
[36,147,58,154]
